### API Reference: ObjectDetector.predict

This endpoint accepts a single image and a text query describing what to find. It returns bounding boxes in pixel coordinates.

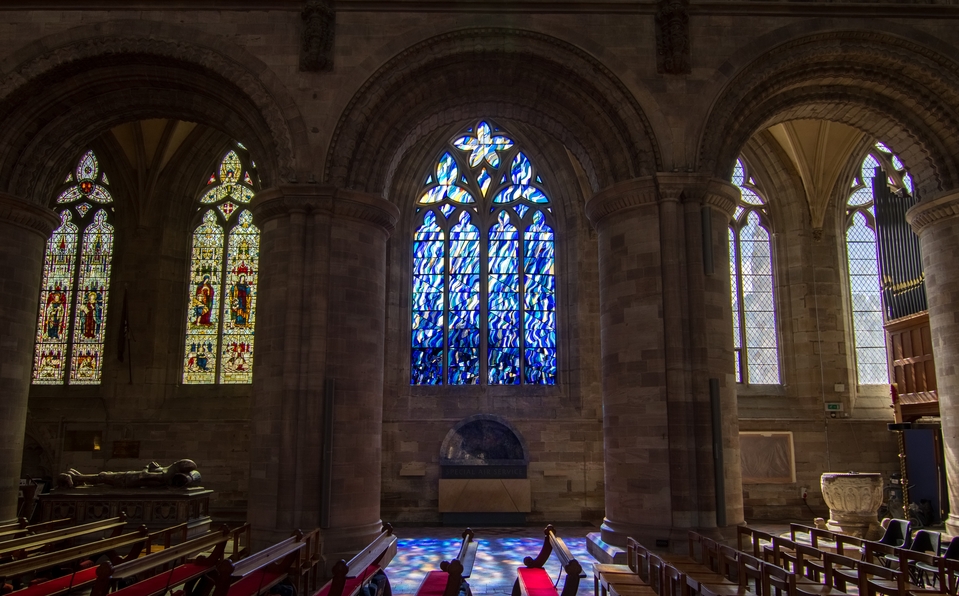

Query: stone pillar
[585,175,742,551]
[0,193,58,519]
[249,185,398,561]
[906,191,959,535]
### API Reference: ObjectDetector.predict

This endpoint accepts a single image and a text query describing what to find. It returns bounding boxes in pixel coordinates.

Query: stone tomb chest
[438,415,531,525]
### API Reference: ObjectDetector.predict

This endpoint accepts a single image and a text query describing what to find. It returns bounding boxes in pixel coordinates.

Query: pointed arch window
[33,150,115,385]
[411,121,557,386]
[844,142,912,385]
[729,157,780,384]
[182,148,259,384]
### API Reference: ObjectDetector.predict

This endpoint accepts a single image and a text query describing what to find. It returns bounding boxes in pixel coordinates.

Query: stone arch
[325,28,662,195]
[698,28,959,200]
[0,19,310,202]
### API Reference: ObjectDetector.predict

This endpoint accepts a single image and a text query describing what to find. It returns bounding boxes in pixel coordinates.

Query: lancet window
[33,150,115,385]
[729,157,780,384]
[411,121,557,386]
[182,147,260,384]
[844,143,913,385]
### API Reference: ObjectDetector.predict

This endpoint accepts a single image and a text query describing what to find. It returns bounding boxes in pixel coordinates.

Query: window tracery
[411,121,556,386]
[182,148,259,384]
[729,157,780,385]
[33,150,115,385]
[844,142,912,385]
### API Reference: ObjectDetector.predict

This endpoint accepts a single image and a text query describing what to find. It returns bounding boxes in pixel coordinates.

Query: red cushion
[112,563,213,596]
[415,570,450,596]
[11,567,99,596]
[517,568,558,596]
[314,564,381,596]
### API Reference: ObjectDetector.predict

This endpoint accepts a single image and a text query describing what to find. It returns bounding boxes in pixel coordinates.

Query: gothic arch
[698,27,959,200]
[0,19,310,202]
[325,28,662,195]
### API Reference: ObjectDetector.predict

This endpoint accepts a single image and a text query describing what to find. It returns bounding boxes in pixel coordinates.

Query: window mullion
[480,215,489,386]
[735,225,748,383]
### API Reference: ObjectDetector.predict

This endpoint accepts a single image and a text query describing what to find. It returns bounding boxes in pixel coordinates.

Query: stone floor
[388,526,598,595]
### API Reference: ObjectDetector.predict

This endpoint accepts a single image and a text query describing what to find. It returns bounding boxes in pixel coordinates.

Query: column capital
[252,184,400,235]
[907,190,959,235]
[0,192,59,239]
[586,175,740,226]
[585,177,658,226]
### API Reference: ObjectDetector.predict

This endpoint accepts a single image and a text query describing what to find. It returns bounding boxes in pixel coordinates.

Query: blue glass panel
[412,212,445,385]
[488,210,520,385]
[437,152,458,185]
[524,348,556,384]
[511,153,533,185]
[489,347,520,385]
[515,204,529,219]
[412,349,443,385]
[439,204,455,218]
[477,168,492,196]
[493,185,549,204]
[453,121,514,168]
[449,347,479,384]
[524,211,556,385]
[524,311,556,348]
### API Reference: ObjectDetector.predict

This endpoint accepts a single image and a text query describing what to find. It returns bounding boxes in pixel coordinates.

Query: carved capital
[585,177,658,226]
[0,192,59,239]
[906,190,959,235]
[252,184,399,235]
[702,179,740,218]
[300,0,335,72]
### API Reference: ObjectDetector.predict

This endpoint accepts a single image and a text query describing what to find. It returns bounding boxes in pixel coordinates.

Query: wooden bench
[1,526,150,595]
[0,514,128,561]
[512,525,586,596]
[314,524,398,596]
[88,526,233,596]
[413,528,478,596]
[212,531,307,596]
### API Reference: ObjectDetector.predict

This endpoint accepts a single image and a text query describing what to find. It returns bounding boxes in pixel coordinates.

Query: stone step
[586,531,626,564]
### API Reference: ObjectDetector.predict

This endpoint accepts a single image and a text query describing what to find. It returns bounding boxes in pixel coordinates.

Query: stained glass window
[844,143,911,385]
[33,150,115,385]
[411,121,557,386]
[729,157,780,384]
[182,148,259,384]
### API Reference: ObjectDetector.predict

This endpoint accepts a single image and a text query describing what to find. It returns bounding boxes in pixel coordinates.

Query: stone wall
[2,2,946,525]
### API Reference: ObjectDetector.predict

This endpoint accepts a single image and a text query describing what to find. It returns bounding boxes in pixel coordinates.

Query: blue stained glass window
[411,120,557,386]
[523,211,556,384]
[489,211,520,385]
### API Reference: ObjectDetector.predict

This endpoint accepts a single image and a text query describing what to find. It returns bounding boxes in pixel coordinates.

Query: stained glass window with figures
[182,147,259,384]
[844,142,913,385]
[33,150,115,385]
[729,157,780,385]
[412,121,557,386]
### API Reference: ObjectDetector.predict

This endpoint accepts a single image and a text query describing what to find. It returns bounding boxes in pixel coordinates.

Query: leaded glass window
[33,150,115,385]
[844,143,911,385]
[411,120,557,386]
[729,157,780,384]
[182,148,259,384]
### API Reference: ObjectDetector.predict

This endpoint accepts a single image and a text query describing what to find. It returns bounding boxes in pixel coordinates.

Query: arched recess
[0,19,310,203]
[699,29,959,200]
[325,28,662,195]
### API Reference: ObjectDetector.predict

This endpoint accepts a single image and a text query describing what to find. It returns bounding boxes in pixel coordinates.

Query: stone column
[906,191,959,535]
[585,175,742,551]
[249,185,398,561]
[0,193,58,519]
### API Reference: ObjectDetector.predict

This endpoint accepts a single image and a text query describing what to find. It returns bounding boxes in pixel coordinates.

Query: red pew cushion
[517,568,558,596]
[11,567,99,596]
[314,564,381,596]
[415,570,450,596]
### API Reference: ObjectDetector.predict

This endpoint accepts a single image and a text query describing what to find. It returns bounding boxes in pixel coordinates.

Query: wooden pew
[213,531,307,596]
[0,526,150,595]
[314,524,398,596]
[512,525,586,596]
[595,539,647,596]
[413,528,479,596]
[0,514,128,561]
[88,526,232,596]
